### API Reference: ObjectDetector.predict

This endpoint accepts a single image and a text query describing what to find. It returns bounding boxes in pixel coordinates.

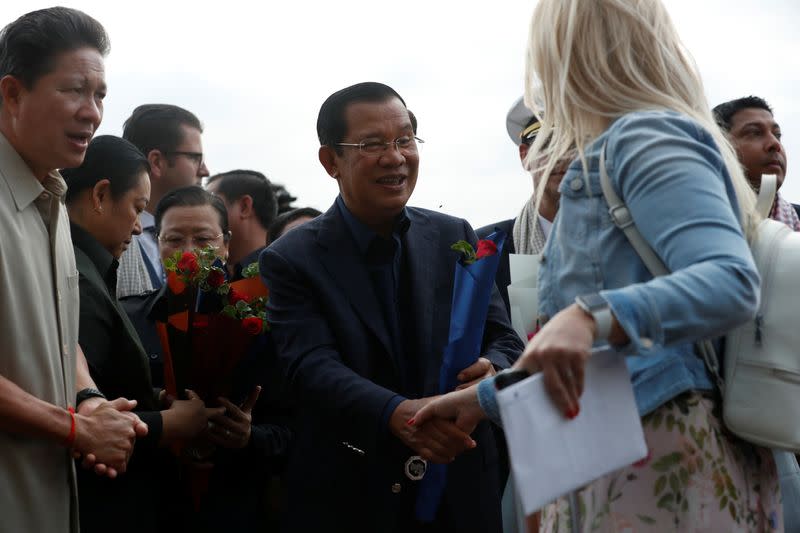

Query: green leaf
[636,515,656,525]
[679,467,689,486]
[728,502,737,521]
[669,472,680,494]
[666,413,676,431]
[654,475,667,496]
[719,496,728,510]
[677,420,686,435]
[651,412,663,430]
[242,262,260,278]
[656,493,674,511]
[652,452,683,472]
[450,240,476,264]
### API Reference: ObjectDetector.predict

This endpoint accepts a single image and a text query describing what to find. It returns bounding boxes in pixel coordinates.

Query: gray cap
[505,96,534,145]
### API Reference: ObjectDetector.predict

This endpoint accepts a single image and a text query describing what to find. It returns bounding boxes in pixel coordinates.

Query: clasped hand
[74,397,148,478]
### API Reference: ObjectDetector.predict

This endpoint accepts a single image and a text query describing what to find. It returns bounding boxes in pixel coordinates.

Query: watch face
[579,293,607,310]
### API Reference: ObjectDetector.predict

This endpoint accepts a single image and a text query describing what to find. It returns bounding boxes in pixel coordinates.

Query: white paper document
[497,348,647,516]
[507,253,541,341]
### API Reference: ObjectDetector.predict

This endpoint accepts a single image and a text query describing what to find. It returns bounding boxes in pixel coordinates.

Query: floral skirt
[539,391,782,532]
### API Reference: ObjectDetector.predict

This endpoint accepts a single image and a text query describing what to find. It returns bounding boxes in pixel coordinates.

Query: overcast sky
[4,1,799,227]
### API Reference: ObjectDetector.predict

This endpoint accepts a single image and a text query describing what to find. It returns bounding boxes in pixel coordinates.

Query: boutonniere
[450,239,499,265]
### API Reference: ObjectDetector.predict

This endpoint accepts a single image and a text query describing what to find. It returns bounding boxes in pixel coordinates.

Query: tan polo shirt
[0,131,79,532]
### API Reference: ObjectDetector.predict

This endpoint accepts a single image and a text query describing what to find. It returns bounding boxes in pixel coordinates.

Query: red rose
[207,269,225,288]
[229,288,251,305]
[241,316,263,335]
[475,239,498,259]
[177,251,199,276]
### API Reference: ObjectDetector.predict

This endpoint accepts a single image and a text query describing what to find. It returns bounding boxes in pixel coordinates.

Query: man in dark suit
[260,82,523,532]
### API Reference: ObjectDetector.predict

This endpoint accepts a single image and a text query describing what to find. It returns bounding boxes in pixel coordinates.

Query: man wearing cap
[260,81,523,532]
[477,97,567,313]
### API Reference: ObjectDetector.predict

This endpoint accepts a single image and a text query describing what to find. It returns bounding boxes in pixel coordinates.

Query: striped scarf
[512,194,548,255]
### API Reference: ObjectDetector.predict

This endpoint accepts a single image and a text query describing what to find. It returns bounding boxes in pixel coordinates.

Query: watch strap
[76,387,106,407]
[575,294,613,341]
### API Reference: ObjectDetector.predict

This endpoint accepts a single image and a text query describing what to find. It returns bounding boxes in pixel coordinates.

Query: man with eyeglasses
[116,103,210,297]
[260,82,522,532]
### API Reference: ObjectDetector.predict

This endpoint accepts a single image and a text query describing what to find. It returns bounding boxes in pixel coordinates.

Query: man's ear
[0,75,25,118]
[147,149,164,180]
[237,194,254,218]
[319,146,339,179]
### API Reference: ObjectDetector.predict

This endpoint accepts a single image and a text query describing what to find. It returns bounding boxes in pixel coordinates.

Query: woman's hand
[207,386,261,449]
[514,303,595,418]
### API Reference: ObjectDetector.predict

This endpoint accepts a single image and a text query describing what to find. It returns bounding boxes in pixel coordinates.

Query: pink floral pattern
[539,392,782,532]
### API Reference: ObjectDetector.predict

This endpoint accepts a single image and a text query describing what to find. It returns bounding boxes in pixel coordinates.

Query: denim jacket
[479,110,760,421]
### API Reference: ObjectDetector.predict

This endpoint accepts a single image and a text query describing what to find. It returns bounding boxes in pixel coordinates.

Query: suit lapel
[317,206,395,359]
[403,209,441,393]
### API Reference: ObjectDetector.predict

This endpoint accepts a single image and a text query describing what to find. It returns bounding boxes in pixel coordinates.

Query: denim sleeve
[600,112,760,353]
[477,376,503,426]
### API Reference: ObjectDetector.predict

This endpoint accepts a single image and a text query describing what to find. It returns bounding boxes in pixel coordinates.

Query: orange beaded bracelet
[63,406,76,448]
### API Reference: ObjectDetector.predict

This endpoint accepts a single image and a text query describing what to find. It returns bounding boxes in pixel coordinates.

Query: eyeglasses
[335,136,424,156]
[164,151,204,166]
[158,232,225,249]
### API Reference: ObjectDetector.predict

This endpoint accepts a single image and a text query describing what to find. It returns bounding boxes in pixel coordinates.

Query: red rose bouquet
[155,246,268,404]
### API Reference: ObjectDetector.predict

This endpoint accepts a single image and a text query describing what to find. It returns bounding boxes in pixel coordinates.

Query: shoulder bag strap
[598,142,725,391]
[755,174,777,219]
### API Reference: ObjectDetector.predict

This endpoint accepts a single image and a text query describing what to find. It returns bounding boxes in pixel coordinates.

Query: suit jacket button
[391,483,402,494]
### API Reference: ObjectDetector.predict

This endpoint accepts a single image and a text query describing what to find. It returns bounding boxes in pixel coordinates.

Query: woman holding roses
[63,136,222,533]
[122,185,293,532]
[413,0,782,531]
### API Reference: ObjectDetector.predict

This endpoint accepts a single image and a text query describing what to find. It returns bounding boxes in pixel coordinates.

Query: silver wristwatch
[575,293,612,341]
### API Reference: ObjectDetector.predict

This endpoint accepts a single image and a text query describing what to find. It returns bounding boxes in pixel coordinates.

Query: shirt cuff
[381,394,407,431]
[477,377,502,426]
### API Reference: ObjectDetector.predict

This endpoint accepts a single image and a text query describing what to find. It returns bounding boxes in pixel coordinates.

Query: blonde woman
[413,0,781,530]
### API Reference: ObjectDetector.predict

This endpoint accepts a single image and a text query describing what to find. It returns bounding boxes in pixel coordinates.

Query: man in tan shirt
[0,8,147,532]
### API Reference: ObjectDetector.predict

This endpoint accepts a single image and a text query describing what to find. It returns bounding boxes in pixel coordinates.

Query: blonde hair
[524,0,758,237]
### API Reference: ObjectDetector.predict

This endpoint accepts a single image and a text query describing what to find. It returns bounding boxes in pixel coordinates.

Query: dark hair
[270,183,298,214]
[154,185,229,239]
[316,82,407,154]
[267,207,322,245]
[122,104,203,157]
[62,135,148,204]
[713,96,773,132]
[408,109,418,134]
[206,169,278,229]
[0,7,109,101]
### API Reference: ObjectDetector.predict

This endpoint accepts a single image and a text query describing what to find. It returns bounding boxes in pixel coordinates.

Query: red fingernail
[565,409,577,419]
[407,418,415,426]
